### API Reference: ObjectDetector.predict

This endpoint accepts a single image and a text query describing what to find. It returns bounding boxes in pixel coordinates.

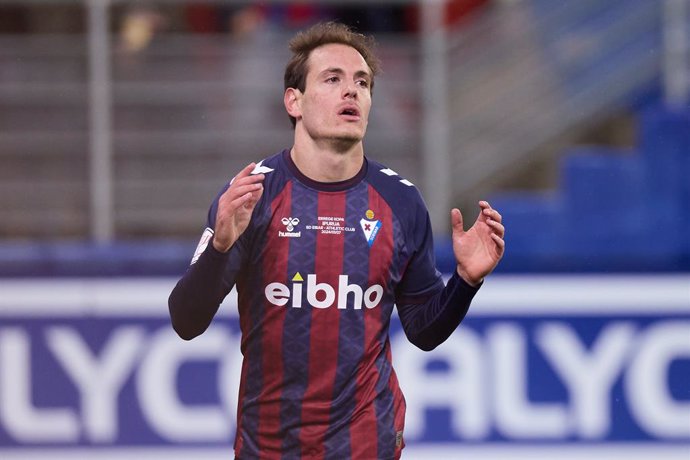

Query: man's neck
[290,138,364,183]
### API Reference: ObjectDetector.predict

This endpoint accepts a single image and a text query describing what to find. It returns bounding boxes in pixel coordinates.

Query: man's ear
[284,88,302,121]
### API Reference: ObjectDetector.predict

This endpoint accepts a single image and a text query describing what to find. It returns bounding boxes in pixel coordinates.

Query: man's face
[294,43,373,147]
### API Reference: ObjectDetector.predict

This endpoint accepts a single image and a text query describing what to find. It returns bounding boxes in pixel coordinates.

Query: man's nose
[342,83,357,99]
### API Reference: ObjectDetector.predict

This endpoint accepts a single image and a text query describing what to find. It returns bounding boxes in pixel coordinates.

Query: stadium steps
[486,106,690,272]
[446,0,665,210]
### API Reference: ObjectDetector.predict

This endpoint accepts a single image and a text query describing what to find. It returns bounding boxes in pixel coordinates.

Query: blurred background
[0,0,688,459]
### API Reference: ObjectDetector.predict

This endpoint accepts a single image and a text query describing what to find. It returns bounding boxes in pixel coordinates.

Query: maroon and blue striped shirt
[169,149,480,459]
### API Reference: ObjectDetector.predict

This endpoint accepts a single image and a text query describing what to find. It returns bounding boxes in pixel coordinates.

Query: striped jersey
[171,149,480,459]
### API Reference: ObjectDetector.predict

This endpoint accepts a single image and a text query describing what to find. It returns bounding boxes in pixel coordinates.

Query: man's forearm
[168,241,232,340]
[397,271,481,351]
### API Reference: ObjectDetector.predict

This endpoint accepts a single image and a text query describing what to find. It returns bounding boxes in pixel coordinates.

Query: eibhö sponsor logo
[265,273,384,309]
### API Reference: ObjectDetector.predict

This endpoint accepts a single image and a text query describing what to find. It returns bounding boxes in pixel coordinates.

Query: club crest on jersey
[360,209,381,247]
[279,217,301,238]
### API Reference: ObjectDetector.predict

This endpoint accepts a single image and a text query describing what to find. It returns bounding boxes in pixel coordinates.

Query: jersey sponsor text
[265,273,384,310]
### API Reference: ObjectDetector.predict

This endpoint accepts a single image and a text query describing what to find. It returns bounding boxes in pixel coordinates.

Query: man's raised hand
[451,201,505,286]
[212,163,265,252]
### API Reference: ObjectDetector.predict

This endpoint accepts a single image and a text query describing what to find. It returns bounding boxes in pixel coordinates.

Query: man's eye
[357,80,370,88]
[326,76,339,83]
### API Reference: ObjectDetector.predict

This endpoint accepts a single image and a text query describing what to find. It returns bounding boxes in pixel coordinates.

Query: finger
[231,182,264,197]
[486,219,505,236]
[483,207,502,223]
[475,201,492,223]
[232,173,265,188]
[244,183,265,208]
[229,191,256,211]
[237,162,257,179]
[218,184,263,213]
[479,200,493,211]
[227,184,263,208]
[491,233,505,250]
[229,162,262,186]
[451,208,464,233]
[479,201,500,219]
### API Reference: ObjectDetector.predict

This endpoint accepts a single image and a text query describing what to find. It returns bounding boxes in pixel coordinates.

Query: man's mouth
[339,107,360,119]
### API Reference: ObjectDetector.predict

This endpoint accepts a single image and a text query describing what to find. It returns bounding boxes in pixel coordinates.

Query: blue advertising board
[0,275,688,459]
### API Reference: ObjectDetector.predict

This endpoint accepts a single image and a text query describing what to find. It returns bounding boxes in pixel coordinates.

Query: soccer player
[169,22,504,459]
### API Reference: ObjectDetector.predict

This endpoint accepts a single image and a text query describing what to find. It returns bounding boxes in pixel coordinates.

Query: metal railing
[0,0,687,241]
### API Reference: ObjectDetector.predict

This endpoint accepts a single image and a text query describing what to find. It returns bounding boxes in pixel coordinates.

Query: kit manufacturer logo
[281,217,299,232]
[279,217,301,238]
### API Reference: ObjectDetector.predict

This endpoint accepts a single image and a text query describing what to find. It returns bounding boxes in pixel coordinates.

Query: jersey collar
[282,149,368,192]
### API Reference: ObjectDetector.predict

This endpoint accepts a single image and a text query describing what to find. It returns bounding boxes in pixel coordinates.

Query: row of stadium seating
[473,106,689,273]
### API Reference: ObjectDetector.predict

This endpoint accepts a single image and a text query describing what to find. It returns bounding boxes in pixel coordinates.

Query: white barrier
[0,275,688,459]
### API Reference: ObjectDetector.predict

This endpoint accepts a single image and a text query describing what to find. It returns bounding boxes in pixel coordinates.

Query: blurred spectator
[445,0,491,26]
[184,2,332,38]
[185,3,255,35]
[404,0,491,32]
[119,5,166,54]
[261,3,331,31]
[185,3,228,33]
[229,5,265,38]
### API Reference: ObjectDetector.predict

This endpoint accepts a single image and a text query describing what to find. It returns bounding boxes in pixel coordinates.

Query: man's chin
[323,130,365,151]
[331,135,363,152]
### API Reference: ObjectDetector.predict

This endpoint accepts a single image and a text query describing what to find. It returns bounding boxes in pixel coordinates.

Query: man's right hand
[212,163,265,253]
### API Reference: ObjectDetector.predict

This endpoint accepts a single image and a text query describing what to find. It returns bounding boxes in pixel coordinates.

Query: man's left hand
[451,201,505,286]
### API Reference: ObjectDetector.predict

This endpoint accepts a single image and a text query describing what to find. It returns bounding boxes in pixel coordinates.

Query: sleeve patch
[191,227,214,265]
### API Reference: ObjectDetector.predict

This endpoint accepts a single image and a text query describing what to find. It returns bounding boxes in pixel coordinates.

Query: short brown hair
[284,22,381,128]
